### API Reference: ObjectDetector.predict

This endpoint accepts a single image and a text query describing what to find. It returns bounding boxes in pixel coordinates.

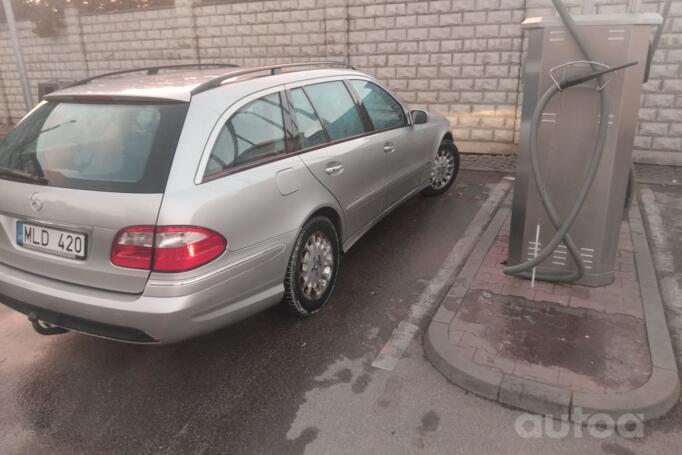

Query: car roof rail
[64,63,241,89]
[191,61,358,95]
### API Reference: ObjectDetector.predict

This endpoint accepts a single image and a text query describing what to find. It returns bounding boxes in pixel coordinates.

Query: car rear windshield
[0,101,189,193]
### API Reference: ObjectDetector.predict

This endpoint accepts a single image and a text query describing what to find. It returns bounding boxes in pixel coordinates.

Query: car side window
[205,93,286,178]
[288,88,329,149]
[349,80,407,131]
[303,81,367,142]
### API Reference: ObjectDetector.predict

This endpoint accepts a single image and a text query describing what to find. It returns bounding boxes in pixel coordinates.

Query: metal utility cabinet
[508,14,662,287]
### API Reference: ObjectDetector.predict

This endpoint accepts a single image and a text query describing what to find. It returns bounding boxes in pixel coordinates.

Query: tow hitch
[28,312,70,336]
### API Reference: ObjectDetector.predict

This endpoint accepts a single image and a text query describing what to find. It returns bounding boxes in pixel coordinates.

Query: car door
[348,79,426,210]
[288,80,388,239]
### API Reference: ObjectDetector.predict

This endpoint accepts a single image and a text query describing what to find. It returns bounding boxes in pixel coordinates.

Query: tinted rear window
[204,93,286,178]
[0,101,188,193]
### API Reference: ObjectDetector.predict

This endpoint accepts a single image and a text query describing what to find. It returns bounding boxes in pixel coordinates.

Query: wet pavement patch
[418,411,440,434]
[455,289,651,392]
[351,372,372,394]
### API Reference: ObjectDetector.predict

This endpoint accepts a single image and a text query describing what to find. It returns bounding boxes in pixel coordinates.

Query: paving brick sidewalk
[453,219,650,395]
[425,202,680,420]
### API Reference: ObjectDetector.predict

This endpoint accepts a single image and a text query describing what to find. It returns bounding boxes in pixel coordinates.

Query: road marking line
[371,322,420,372]
[371,177,513,371]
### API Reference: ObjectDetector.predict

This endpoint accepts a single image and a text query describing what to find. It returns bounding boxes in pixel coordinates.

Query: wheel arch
[305,206,343,245]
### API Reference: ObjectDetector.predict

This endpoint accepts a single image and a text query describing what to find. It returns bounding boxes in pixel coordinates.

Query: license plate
[16,222,87,260]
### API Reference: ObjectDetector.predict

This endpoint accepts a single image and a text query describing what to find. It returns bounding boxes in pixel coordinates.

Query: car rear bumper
[0,238,292,343]
[0,292,159,342]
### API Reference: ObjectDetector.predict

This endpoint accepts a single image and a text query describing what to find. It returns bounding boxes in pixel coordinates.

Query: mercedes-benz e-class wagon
[0,62,460,343]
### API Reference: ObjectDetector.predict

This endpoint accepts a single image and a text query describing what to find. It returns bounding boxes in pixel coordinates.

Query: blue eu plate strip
[16,222,23,245]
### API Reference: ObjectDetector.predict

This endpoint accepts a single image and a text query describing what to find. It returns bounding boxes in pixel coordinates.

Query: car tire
[421,139,460,197]
[282,216,340,317]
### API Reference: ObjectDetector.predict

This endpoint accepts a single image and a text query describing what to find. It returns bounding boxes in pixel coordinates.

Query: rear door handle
[384,143,395,153]
[325,162,344,175]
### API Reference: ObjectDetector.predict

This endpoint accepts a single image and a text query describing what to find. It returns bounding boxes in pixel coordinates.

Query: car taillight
[153,226,226,272]
[111,226,154,270]
[111,226,226,273]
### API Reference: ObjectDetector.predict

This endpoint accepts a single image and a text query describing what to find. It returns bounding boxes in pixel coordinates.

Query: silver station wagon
[0,62,459,343]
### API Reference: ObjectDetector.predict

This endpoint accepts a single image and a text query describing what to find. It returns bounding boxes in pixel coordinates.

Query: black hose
[559,61,637,90]
[650,0,673,68]
[645,0,673,82]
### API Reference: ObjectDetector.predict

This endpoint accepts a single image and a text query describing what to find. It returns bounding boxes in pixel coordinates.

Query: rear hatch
[0,100,188,293]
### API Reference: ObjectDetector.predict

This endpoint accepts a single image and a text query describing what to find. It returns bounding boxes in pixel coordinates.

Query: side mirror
[411,110,428,125]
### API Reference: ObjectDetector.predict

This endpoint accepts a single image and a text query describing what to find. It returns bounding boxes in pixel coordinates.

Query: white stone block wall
[0,0,679,163]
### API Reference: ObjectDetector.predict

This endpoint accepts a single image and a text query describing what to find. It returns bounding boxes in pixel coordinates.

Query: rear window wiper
[0,166,48,185]
[39,119,76,135]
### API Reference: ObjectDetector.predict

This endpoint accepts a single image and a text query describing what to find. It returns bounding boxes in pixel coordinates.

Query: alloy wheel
[299,231,334,300]
[430,147,456,190]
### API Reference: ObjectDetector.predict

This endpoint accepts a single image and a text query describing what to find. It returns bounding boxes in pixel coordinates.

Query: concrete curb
[424,199,680,421]
[423,207,510,401]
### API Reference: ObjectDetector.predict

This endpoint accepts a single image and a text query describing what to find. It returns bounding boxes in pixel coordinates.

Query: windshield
[0,101,188,193]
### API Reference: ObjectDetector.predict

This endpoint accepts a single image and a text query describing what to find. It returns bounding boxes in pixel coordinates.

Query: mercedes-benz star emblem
[29,193,43,212]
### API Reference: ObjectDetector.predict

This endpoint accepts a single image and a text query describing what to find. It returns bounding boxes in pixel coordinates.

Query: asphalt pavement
[0,170,503,455]
[3,172,682,455]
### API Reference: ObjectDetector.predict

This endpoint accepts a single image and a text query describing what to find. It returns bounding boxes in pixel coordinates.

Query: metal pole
[581,0,595,14]
[2,0,33,112]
